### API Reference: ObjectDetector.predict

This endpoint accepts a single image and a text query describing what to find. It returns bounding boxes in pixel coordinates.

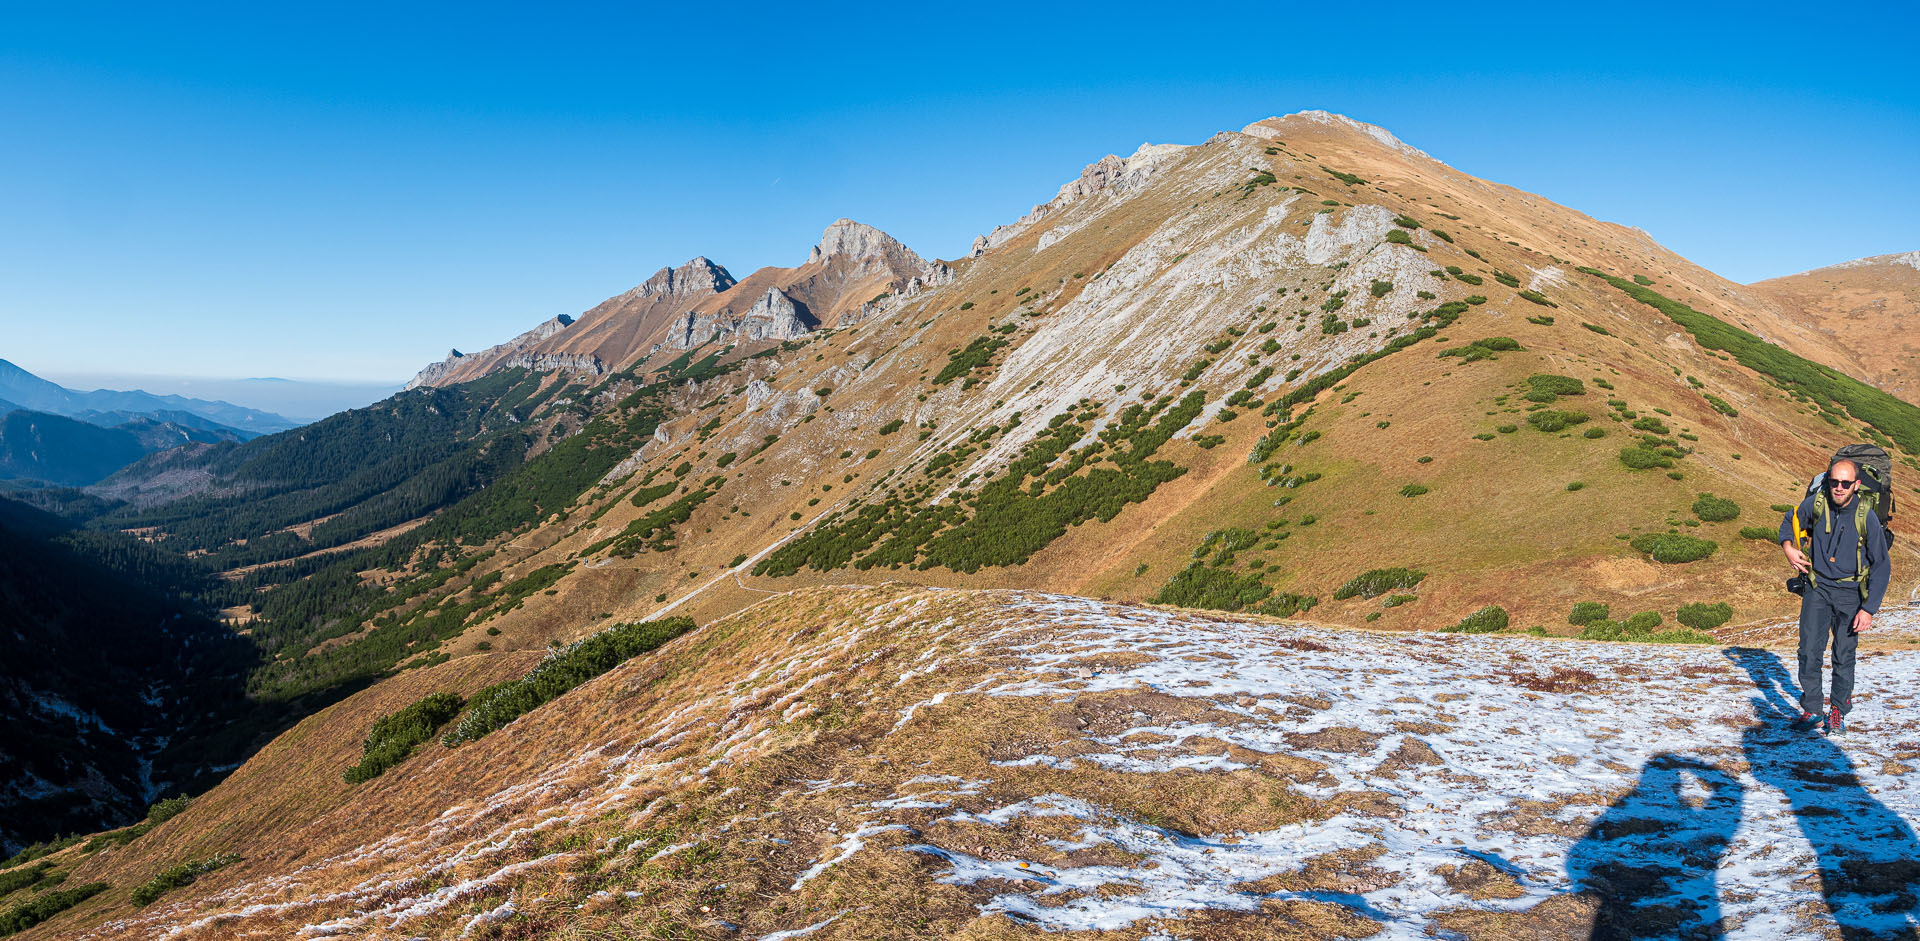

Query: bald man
[1779,459,1891,735]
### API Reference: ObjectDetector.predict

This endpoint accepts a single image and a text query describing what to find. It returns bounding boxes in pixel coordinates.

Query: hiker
[1779,458,1890,735]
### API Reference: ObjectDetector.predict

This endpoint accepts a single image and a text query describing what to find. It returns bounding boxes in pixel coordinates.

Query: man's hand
[1854,610,1873,633]
[1783,542,1811,573]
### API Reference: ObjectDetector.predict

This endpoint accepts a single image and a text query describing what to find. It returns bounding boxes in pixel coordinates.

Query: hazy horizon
[35,369,401,423]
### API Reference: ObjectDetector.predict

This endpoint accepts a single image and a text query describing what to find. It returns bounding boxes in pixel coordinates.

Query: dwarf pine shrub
[1569,602,1610,626]
[1739,526,1777,540]
[147,795,192,825]
[444,617,695,745]
[1528,374,1585,398]
[1334,567,1427,600]
[1692,493,1740,522]
[1619,447,1674,470]
[131,854,241,907]
[0,883,110,934]
[1443,605,1509,633]
[1527,410,1589,433]
[0,863,54,897]
[1677,602,1733,631]
[1629,533,1717,563]
[1518,290,1558,307]
[345,692,465,784]
[1625,611,1663,633]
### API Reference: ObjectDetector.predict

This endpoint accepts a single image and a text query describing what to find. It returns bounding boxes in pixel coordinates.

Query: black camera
[1786,573,1810,596]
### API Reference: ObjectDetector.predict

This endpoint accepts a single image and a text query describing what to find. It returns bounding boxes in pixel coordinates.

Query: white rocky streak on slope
[1819,250,1920,273]
[945,163,1428,480]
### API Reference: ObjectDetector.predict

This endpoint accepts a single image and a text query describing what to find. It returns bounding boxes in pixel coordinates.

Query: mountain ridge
[14,108,1920,939]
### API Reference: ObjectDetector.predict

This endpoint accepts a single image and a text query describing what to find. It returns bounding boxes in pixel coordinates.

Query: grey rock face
[666,289,818,350]
[808,219,925,271]
[501,352,603,375]
[637,256,737,299]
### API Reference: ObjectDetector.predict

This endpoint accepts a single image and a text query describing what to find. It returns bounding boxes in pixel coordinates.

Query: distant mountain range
[0,360,299,434]
[0,360,302,487]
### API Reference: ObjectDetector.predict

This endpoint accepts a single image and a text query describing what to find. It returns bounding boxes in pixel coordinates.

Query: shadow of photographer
[1726,646,1920,940]
[1565,752,1744,939]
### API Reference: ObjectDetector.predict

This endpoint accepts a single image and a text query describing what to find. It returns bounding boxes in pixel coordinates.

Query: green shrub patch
[934,335,1010,386]
[1577,618,1715,644]
[1334,567,1427,600]
[1527,374,1586,399]
[1443,605,1509,634]
[0,883,109,935]
[345,692,465,783]
[1628,533,1717,563]
[1569,602,1610,626]
[1619,447,1675,470]
[131,854,241,907]
[1739,526,1778,541]
[1439,337,1522,362]
[1677,602,1733,631]
[443,617,695,745]
[1692,493,1740,523]
[1527,410,1589,433]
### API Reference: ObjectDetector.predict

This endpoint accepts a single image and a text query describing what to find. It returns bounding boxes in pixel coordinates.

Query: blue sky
[3,2,1915,385]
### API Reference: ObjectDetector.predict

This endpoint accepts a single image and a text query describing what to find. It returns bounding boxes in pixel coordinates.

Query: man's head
[1827,459,1862,507]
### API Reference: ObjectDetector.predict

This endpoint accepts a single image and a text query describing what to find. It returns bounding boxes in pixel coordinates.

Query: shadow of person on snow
[1564,752,1744,939]
[1728,646,1920,940]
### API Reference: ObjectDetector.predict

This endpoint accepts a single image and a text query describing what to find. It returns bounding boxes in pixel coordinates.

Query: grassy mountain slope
[1748,251,1920,401]
[18,109,1920,937]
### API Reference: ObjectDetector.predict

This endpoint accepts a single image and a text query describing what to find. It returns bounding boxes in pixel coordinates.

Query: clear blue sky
[3,2,1915,383]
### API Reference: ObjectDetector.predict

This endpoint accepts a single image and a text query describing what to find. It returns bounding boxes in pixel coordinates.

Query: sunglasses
[1827,478,1860,490]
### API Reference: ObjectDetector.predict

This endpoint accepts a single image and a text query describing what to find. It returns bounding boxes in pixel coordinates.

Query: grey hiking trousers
[1798,581,1861,716]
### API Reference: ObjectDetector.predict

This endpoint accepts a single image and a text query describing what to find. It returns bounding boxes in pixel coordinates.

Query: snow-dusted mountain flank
[11,109,1920,939]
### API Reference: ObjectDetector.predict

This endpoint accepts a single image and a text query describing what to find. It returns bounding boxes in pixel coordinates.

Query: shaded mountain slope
[0,496,253,852]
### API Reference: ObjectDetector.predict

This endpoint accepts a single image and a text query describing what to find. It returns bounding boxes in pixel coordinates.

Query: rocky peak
[638,256,737,299]
[808,219,923,270]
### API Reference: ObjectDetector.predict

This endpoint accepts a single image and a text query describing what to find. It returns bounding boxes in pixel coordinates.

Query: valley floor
[62,588,1920,941]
